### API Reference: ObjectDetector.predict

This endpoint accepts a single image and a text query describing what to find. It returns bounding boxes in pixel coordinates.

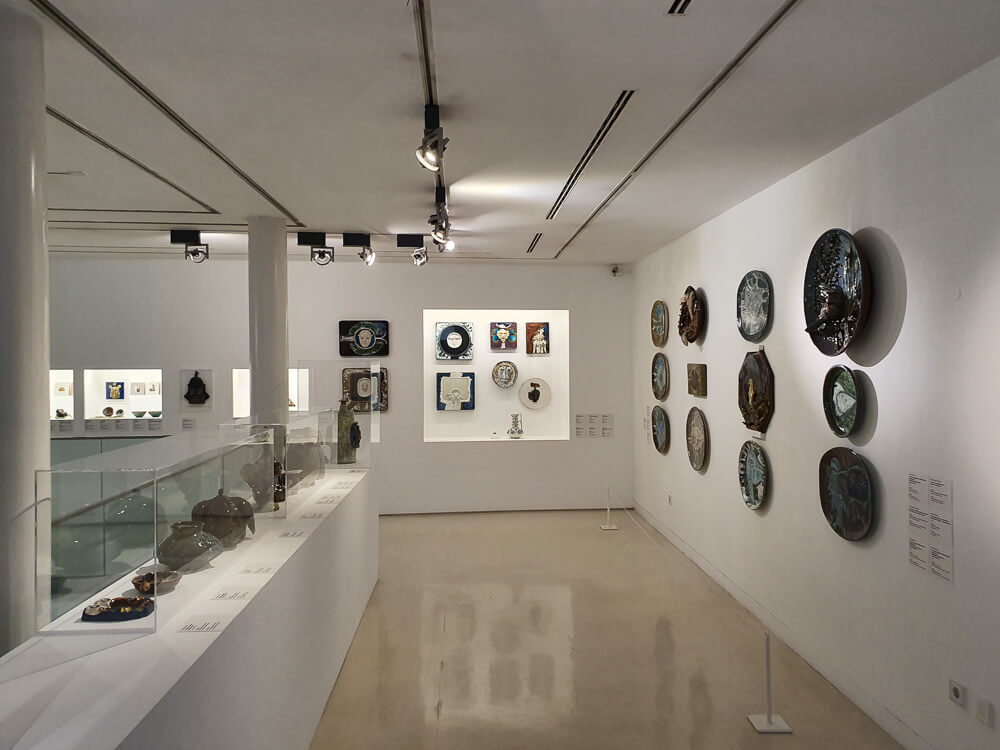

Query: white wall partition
[631,57,1000,750]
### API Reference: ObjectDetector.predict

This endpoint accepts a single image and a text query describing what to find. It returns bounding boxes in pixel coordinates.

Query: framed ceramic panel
[687,364,707,397]
[437,372,475,411]
[490,322,517,351]
[105,382,125,400]
[518,377,552,410]
[525,322,550,355]
[436,322,474,360]
[342,367,389,413]
[339,320,390,357]
[181,369,212,406]
[131,382,146,396]
[147,382,161,394]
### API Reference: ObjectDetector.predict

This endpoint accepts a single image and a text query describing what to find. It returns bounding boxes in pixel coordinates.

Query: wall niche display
[490,322,517,351]
[687,363,707,397]
[436,322,474,360]
[738,351,774,433]
[492,360,518,388]
[651,405,669,454]
[50,369,74,420]
[678,286,704,345]
[84,369,163,420]
[525,322,550,355]
[342,367,389,412]
[518,377,552,411]
[738,440,768,510]
[651,353,669,401]
[339,320,390,357]
[231,368,310,418]
[686,407,708,470]
[437,372,476,411]
[650,300,668,347]
[823,365,862,437]
[819,447,873,541]
[736,270,772,342]
[803,228,872,355]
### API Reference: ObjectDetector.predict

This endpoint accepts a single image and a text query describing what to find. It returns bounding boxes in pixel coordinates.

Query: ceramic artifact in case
[338,400,362,464]
[819,447,873,541]
[82,597,155,622]
[437,372,475,410]
[156,521,223,572]
[525,322,550,355]
[687,363,707,397]
[686,407,708,471]
[339,320,389,357]
[436,322,474,360]
[519,377,552,410]
[650,300,667,347]
[651,353,669,401]
[803,228,871,355]
[823,365,862,437]
[738,351,774,433]
[736,270,772,342]
[492,360,518,388]
[191,489,255,548]
[738,441,768,510]
[490,322,517,350]
[677,286,704,345]
[651,405,669,454]
[342,367,389,412]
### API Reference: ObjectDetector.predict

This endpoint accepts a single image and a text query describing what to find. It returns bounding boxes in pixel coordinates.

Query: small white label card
[601,414,615,438]
[928,476,954,582]
[210,586,261,602]
[177,614,233,634]
[333,480,353,489]
[299,509,330,520]
[907,474,931,572]
[114,419,128,432]
[59,420,74,433]
[99,420,112,431]
[149,420,163,432]
[238,562,279,576]
[182,418,196,430]
[277,528,308,539]
[316,494,342,505]
[132,419,147,431]
[84,419,98,431]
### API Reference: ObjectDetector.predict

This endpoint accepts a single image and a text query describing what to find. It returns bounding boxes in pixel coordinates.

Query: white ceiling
[32,0,1000,263]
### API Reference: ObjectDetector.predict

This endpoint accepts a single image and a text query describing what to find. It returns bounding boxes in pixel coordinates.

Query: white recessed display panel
[83,369,163,419]
[50,369,74,420]
[232,368,310,419]
[423,309,570,442]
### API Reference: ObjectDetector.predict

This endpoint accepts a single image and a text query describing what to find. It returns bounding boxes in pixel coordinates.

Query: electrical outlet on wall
[976,698,995,728]
[950,680,968,708]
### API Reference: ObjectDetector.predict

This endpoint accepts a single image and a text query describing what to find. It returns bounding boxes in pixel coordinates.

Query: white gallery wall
[631,56,1000,750]
[50,259,633,514]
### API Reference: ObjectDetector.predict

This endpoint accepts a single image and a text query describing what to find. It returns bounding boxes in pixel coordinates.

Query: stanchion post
[600,487,619,531]
[748,631,792,733]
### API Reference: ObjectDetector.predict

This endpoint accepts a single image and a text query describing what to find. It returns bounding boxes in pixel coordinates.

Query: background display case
[232,367,310,418]
[83,368,163,419]
[50,369,74,420]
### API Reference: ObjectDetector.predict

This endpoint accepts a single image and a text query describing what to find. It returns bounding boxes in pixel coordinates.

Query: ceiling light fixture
[170,229,209,263]
[416,104,448,172]
[411,247,428,266]
[298,231,334,266]
[398,233,430,266]
[343,233,376,266]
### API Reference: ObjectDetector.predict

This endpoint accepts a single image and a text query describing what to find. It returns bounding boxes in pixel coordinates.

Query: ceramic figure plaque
[436,322,473,360]
[678,286,704,345]
[437,372,475,411]
[738,351,774,433]
[339,320,390,357]
[490,322,517,351]
[105,381,125,400]
[687,363,707,397]
[492,361,518,388]
[342,367,389,413]
[526,322,550,355]
[736,270,772,342]
[131,382,146,396]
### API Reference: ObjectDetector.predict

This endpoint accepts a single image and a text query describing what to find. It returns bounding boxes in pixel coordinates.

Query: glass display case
[232,368,310,418]
[83,368,163,420]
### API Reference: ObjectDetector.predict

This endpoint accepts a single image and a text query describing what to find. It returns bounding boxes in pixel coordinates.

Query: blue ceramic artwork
[106,381,125,400]
[651,405,669,454]
[652,353,668,401]
[738,441,768,510]
[490,322,517,351]
[339,320,389,357]
[650,300,667,347]
[437,372,475,411]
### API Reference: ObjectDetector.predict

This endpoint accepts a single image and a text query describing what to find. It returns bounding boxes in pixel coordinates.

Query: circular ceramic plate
[823,365,862,437]
[736,270,772,342]
[651,352,669,401]
[738,351,775,433]
[678,286,704,345]
[650,300,668,347]
[818,447,873,541]
[492,360,518,388]
[437,323,473,359]
[803,228,871,355]
[651,405,669,454]
[738,441,768,510]
[102,406,114,417]
[519,377,551,410]
[686,407,708,471]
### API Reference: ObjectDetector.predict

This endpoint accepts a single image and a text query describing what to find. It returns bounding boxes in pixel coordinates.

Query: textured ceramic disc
[492,360,518,388]
[686,407,708,471]
[519,377,552,410]
[823,365,862,437]
[818,447,873,541]
[651,405,669,454]
[651,300,668,347]
[651,352,669,401]
[738,441,768,510]
[803,229,871,356]
[736,270,772,342]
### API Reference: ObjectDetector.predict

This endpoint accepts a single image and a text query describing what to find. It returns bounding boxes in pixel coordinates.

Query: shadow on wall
[848,370,878,448]
[848,228,907,367]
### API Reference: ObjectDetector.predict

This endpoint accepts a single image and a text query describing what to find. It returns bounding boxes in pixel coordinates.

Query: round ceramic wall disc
[492,361,518,388]
[518,377,551,410]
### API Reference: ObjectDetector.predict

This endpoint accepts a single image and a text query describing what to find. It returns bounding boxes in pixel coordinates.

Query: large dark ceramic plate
[651,352,669,401]
[738,441,768,510]
[678,286,704,345]
[738,351,774,433]
[686,407,708,471]
[436,322,473,359]
[736,270,772,342]
[803,229,871,355]
[818,447,873,541]
[823,365,862,437]
[651,405,669,454]
[651,300,667,347]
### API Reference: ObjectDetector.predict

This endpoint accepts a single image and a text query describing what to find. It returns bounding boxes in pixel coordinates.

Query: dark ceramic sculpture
[191,489,256,548]
[184,370,210,405]
[738,351,774,433]
[651,405,669,455]
[651,353,668,401]
[686,407,708,471]
[819,447,873,541]
[156,521,223,572]
[803,229,871,355]
[82,596,155,622]
[55,408,69,418]
[132,570,181,595]
[823,365,863,437]
[678,286,704,345]
[240,455,286,511]
[338,399,362,464]
[286,441,325,488]
[650,300,668,347]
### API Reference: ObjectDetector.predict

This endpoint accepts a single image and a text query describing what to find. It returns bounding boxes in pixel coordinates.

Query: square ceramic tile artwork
[342,368,389,413]
[687,364,707,397]
[437,372,475,410]
[132,382,146,395]
[490,322,517,351]
[105,381,125,400]
[53,382,73,396]
[436,322,474,360]
[525,322,549,355]
[339,320,390,357]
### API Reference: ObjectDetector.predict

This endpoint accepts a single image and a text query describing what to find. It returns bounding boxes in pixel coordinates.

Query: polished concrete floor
[311,510,901,750]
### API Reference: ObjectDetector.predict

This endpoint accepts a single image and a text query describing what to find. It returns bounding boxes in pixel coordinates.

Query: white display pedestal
[0,470,377,750]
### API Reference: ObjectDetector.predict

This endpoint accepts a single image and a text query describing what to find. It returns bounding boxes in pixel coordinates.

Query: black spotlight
[416,105,449,172]
[298,231,334,266]
[170,229,209,263]
[343,232,375,266]
[398,234,428,267]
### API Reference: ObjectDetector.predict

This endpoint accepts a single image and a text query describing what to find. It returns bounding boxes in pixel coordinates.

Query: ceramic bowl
[132,411,147,418]
[149,411,162,418]
[102,406,114,418]
[115,409,125,417]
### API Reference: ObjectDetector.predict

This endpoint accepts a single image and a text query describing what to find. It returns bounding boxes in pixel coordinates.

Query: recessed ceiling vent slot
[545,89,635,221]
[667,0,693,15]
[526,232,543,254]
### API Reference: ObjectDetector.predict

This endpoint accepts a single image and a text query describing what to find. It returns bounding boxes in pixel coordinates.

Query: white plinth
[748,714,793,733]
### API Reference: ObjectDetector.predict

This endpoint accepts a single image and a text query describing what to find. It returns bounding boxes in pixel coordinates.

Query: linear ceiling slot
[667,0,693,15]
[545,90,635,221]
[526,233,543,254]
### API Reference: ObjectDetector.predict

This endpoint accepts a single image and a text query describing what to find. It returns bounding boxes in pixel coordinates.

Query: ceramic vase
[507,413,524,439]
[156,521,223,572]
[338,399,362,464]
